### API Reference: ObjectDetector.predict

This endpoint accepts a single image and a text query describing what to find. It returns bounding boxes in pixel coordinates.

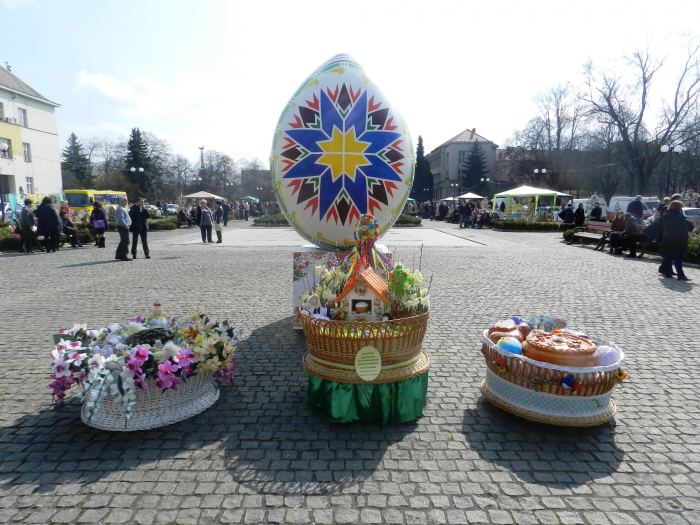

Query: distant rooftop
[429,127,498,154]
[0,67,60,107]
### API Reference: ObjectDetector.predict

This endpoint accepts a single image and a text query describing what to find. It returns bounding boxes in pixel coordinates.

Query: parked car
[683,207,700,228]
[146,205,163,219]
[167,204,179,215]
[607,196,659,219]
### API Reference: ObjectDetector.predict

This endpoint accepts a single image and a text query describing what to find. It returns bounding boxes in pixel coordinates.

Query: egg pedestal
[480,328,626,427]
[301,309,430,424]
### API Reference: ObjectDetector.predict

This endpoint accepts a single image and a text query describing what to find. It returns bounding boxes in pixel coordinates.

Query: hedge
[491,220,570,231]
[253,213,290,226]
[394,214,422,226]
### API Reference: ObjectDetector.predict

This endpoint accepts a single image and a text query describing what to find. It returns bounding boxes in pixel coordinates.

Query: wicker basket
[81,371,219,432]
[480,329,625,396]
[300,309,429,384]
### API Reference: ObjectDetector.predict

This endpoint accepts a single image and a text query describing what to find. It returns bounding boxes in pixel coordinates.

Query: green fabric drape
[307,372,429,424]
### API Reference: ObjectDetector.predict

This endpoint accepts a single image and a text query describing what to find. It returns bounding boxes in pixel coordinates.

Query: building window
[0,138,10,158]
[446,152,449,166]
[25,177,34,193]
[23,143,31,162]
[0,102,4,120]
[458,151,469,163]
[18,108,28,127]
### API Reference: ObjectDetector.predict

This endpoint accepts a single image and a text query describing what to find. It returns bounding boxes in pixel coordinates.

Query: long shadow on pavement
[462,397,623,488]
[0,317,417,497]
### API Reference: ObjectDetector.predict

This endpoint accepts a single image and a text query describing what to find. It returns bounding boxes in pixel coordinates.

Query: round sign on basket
[270,53,413,250]
[355,345,382,382]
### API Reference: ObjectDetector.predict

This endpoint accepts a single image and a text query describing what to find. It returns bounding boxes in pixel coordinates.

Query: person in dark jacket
[199,199,213,243]
[660,200,692,280]
[213,201,224,243]
[590,202,603,221]
[129,197,151,259]
[195,203,203,226]
[34,196,61,253]
[596,211,625,251]
[559,202,575,225]
[614,213,639,256]
[621,214,647,258]
[90,201,108,248]
[19,198,40,254]
[574,203,586,227]
[222,202,230,226]
[59,211,82,247]
[626,195,644,223]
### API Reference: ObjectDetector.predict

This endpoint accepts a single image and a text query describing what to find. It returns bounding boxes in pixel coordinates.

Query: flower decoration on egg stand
[298,213,431,424]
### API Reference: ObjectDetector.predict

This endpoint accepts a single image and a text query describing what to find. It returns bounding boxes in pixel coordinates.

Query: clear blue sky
[1,0,696,167]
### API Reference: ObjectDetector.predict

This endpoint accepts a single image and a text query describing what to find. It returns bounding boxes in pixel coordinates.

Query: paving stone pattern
[1,224,699,524]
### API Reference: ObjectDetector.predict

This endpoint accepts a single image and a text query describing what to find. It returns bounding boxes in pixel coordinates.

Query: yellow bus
[64,189,128,220]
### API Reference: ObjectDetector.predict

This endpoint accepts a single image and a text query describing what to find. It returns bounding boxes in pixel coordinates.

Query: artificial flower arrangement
[50,312,239,422]
[301,214,430,323]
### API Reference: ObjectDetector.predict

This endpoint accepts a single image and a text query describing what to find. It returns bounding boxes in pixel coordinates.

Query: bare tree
[581,42,700,195]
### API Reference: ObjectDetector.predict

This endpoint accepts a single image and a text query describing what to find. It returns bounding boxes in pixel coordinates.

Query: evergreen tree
[124,128,152,197]
[460,140,489,190]
[61,133,92,185]
[411,136,432,201]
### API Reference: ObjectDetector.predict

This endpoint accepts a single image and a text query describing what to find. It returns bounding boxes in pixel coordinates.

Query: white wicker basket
[81,371,219,431]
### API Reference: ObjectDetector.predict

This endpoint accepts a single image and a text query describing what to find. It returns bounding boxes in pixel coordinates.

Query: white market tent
[457,192,484,200]
[492,185,573,219]
[181,191,223,200]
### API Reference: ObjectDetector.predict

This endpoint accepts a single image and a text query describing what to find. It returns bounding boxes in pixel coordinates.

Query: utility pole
[199,146,204,171]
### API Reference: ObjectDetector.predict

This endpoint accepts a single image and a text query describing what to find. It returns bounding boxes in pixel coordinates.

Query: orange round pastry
[522,331,597,367]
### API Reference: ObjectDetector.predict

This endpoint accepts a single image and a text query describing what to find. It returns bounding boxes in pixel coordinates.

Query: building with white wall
[0,66,62,199]
[426,128,498,200]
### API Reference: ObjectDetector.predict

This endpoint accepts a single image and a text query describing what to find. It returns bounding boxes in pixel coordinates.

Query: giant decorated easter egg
[271,54,413,250]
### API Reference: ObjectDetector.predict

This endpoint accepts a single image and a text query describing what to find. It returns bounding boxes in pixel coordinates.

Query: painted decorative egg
[497,337,523,355]
[271,54,413,250]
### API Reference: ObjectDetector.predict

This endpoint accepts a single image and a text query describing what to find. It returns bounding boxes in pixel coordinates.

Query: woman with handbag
[214,201,224,244]
[90,200,108,248]
[199,200,214,244]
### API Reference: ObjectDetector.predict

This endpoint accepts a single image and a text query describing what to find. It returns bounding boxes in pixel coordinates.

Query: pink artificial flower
[69,352,87,367]
[126,357,142,375]
[133,346,150,365]
[130,316,145,323]
[156,369,180,390]
[52,359,72,378]
[158,361,179,374]
[175,350,194,367]
[180,365,194,379]
[134,372,147,389]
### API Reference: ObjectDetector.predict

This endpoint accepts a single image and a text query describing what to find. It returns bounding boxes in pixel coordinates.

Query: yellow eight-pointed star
[316,128,371,181]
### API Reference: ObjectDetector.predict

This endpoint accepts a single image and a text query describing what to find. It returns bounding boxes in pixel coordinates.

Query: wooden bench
[568,221,611,245]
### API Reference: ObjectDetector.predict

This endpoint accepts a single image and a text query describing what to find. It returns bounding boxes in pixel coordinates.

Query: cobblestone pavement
[1,222,699,525]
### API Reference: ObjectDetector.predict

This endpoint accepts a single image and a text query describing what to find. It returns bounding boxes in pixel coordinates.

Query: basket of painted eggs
[478,316,627,426]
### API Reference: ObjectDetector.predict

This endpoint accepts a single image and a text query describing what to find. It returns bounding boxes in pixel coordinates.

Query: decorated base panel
[81,372,220,432]
[481,377,616,427]
[308,371,428,424]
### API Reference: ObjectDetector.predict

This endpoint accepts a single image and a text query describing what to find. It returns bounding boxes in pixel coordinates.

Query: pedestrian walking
[222,202,230,226]
[115,196,132,261]
[660,200,693,281]
[19,198,38,254]
[34,196,61,253]
[214,201,224,243]
[161,201,168,218]
[626,195,644,223]
[90,201,108,249]
[129,197,151,259]
[238,201,245,221]
[199,199,214,243]
[244,201,250,221]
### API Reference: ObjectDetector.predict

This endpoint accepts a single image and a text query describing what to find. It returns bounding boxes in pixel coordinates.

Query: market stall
[492,185,573,221]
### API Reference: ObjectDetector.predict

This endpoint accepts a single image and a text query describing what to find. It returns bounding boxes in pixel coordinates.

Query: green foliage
[125,128,152,198]
[564,229,576,242]
[491,220,569,231]
[460,140,489,188]
[147,219,177,230]
[253,213,290,226]
[395,214,422,226]
[61,133,92,185]
[78,230,94,243]
[411,136,432,201]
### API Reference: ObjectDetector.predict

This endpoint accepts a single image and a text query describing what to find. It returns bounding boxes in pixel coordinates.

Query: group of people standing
[16,197,83,254]
[190,200,225,244]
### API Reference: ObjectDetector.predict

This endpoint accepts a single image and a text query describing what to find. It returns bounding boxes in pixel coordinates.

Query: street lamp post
[450,183,460,197]
[480,177,490,197]
[660,144,682,196]
[130,167,145,197]
[533,168,546,186]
